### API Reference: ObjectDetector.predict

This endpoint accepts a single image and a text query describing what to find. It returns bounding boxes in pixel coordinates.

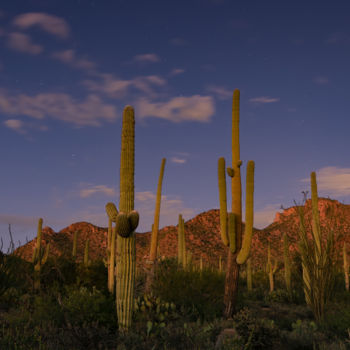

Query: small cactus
[267,243,278,293]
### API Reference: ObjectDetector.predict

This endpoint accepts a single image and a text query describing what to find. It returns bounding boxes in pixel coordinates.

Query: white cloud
[7,32,43,54]
[301,166,350,196]
[169,68,185,76]
[13,12,70,38]
[0,90,118,126]
[313,76,329,85]
[83,74,166,99]
[171,157,186,164]
[132,53,160,63]
[135,191,195,231]
[3,119,25,133]
[79,184,116,198]
[249,96,280,104]
[52,49,95,71]
[206,85,232,100]
[253,204,281,229]
[136,95,215,123]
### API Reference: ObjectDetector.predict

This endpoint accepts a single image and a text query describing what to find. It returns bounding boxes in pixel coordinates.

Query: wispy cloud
[249,96,280,104]
[0,214,39,227]
[83,74,166,99]
[170,37,188,46]
[12,12,70,38]
[7,32,43,54]
[52,49,95,71]
[206,85,232,100]
[313,76,329,85]
[132,53,160,63]
[3,119,25,133]
[136,95,215,123]
[171,157,186,164]
[253,204,281,229]
[169,68,185,76]
[325,32,350,45]
[0,90,117,126]
[301,166,350,196]
[79,184,116,198]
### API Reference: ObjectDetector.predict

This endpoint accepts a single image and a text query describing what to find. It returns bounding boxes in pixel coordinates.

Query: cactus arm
[236,160,255,264]
[218,157,229,246]
[108,225,116,293]
[149,158,166,261]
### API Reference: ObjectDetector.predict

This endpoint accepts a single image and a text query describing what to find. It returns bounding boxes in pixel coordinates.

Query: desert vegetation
[1,91,350,349]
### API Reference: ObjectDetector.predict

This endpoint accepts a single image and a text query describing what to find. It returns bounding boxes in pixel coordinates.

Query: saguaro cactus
[344,242,349,292]
[146,157,166,291]
[267,243,278,293]
[246,257,252,292]
[32,218,50,290]
[84,239,90,267]
[217,89,255,318]
[116,106,139,330]
[72,230,79,260]
[177,214,186,267]
[283,233,292,297]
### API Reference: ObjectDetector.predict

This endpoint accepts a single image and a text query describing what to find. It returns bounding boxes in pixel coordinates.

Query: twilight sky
[1,0,350,249]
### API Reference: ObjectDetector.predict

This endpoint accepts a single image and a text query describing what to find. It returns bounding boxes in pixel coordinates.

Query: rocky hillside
[14,198,350,271]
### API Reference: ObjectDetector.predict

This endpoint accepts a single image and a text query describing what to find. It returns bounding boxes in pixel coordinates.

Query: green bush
[151,258,225,321]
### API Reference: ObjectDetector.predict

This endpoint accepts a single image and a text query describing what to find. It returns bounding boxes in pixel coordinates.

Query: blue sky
[1,0,350,249]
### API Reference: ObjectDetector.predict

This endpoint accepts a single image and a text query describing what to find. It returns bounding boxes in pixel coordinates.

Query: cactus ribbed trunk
[116,106,136,330]
[247,257,252,292]
[283,233,292,296]
[108,226,116,293]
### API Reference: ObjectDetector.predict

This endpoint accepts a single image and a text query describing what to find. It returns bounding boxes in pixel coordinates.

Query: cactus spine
[283,233,292,296]
[267,243,277,292]
[344,242,349,292]
[217,89,255,317]
[116,106,139,330]
[32,218,50,290]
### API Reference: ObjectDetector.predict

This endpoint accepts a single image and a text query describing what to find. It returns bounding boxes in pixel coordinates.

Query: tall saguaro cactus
[283,233,292,297]
[116,106,139,330]
[218,89,255,317]
[267,243,277,293]
[32,218,50,290]
[344,242,349,292]
[146,158,166,292]
[177,214,186,267]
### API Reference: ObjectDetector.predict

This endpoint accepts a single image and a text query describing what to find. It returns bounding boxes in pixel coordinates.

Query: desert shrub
[151,258,224,321]
[76,259,108,292]
[231,307,280,349]
[61,285,116,328]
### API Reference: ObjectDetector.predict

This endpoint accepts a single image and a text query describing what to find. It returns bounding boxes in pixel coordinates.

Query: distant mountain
[15,198,350,270]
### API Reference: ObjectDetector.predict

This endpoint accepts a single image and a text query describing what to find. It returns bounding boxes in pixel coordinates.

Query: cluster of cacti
[146,157,166,292]
[344,242,349,292]
[115,106,139,330]
[217,89,255,317]
[32,218,50,290]
[266,243,278,293]
[283,233,292,297]
[177,214,186,267]
[297,171,336,322]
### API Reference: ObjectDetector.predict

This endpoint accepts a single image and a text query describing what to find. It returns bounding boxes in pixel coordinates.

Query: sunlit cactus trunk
[32,218,50,290]
[217,89,255,317]
[283,233,292,297]
[116,106,139,331]
[247,257,252,292]
[177,214,186,267]
[267,243,277,293]
[146,157,166,292]
[344,243,349,292]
